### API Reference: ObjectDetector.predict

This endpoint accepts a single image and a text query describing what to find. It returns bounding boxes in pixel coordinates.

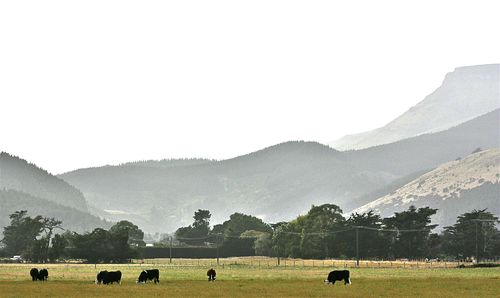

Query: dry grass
[135,256,470,269]
[0,258,498,297]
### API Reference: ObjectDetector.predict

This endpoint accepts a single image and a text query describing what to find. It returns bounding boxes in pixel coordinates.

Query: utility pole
[471,219,497,263]
[216,234,220,265]
[169,236,173,264]
[355,226,360,267]
[278,238,281,266]
[475,221,478,263]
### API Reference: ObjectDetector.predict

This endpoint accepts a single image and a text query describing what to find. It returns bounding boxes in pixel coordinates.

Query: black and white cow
[30,268,39,281]
[324,270,350,285]
[207,268,216,281]
[137,269,160,284]
[96,270,122,285]
[38,269,48,281]
[30,268,48,281]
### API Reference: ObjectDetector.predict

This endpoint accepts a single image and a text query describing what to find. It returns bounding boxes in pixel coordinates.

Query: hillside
[343,168,432,212]
[60,142,382,232]
[0,152,88,211]
[330,64,500,150]
[0,189,110,232]
[342,109,500,176]
[351,149,500,228]
[120,158,215,169]
[60,109,500,233]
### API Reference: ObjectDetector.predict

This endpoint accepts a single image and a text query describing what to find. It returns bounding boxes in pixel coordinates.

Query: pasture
[0,258,498,297]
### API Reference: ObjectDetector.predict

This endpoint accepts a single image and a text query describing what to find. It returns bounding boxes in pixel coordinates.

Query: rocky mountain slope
[330,64,500,150]
[351,148,500,228]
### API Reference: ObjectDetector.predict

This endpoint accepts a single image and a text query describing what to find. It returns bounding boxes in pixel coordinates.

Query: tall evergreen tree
[383,206,438,258]
[442,209,499,260]
[175,209,212,245]
[344,211,386,259]
[1,210,44,256]
[109,220,145,247]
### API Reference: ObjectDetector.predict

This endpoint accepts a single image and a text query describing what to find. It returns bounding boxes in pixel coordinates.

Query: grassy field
[0,258,499,297]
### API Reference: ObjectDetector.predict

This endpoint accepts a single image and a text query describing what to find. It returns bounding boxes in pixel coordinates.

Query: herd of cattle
[29,267,350,285]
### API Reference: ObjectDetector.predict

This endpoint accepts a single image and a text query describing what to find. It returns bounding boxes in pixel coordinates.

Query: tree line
[0,210,144,263]
[173,205,499,261]
[1,204,499,263]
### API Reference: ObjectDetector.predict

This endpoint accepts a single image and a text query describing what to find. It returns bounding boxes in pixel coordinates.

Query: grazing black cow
[325,270,350,285]
[96,270,122,285]
[137,269,160,284]
[30,268,48,281]
[207,268,216,281]
[38,269,48,281]
[30,268,39,281]
[96,271,107,284]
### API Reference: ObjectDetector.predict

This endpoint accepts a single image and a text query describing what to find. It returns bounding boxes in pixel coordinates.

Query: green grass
[0,262,499,297]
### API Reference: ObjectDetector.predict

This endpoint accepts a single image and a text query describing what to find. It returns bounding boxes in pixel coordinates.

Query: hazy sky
[1,0,499,174]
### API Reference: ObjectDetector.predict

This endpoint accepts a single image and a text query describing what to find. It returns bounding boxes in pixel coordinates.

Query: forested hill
[0,189,110,232]
[60,141,370,232]
[0,152,88,212]
[60,109,500,233]
[120,158,215,169]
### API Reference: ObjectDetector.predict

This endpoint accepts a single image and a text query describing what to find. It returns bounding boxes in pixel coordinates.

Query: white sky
[1,0,499,174]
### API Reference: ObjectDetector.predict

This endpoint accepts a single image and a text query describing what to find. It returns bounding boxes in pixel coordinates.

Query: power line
[174,225,432,241]
[277,227,354,236]
[353,226,432,233]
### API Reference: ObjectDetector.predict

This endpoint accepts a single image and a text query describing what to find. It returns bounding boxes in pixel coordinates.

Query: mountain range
[1,64,498,233]
[60,109,499,232]
[330,64,499,150]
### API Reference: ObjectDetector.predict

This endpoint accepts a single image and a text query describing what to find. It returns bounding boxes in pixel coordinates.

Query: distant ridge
[60,110,500,232]
[330,64,500,150]
[120,158,215,169]
[0,189,110,232]
[0,152,88,212]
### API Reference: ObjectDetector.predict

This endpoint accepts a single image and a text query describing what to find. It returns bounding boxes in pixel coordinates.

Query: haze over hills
[2,65,498,234]
[60,141,381,232]
[60,109,500,232]
[0,189,110,232]
[0,152,88,212]
[352,148,500,228]
[0,152,109,232]
[330,64,500,150]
